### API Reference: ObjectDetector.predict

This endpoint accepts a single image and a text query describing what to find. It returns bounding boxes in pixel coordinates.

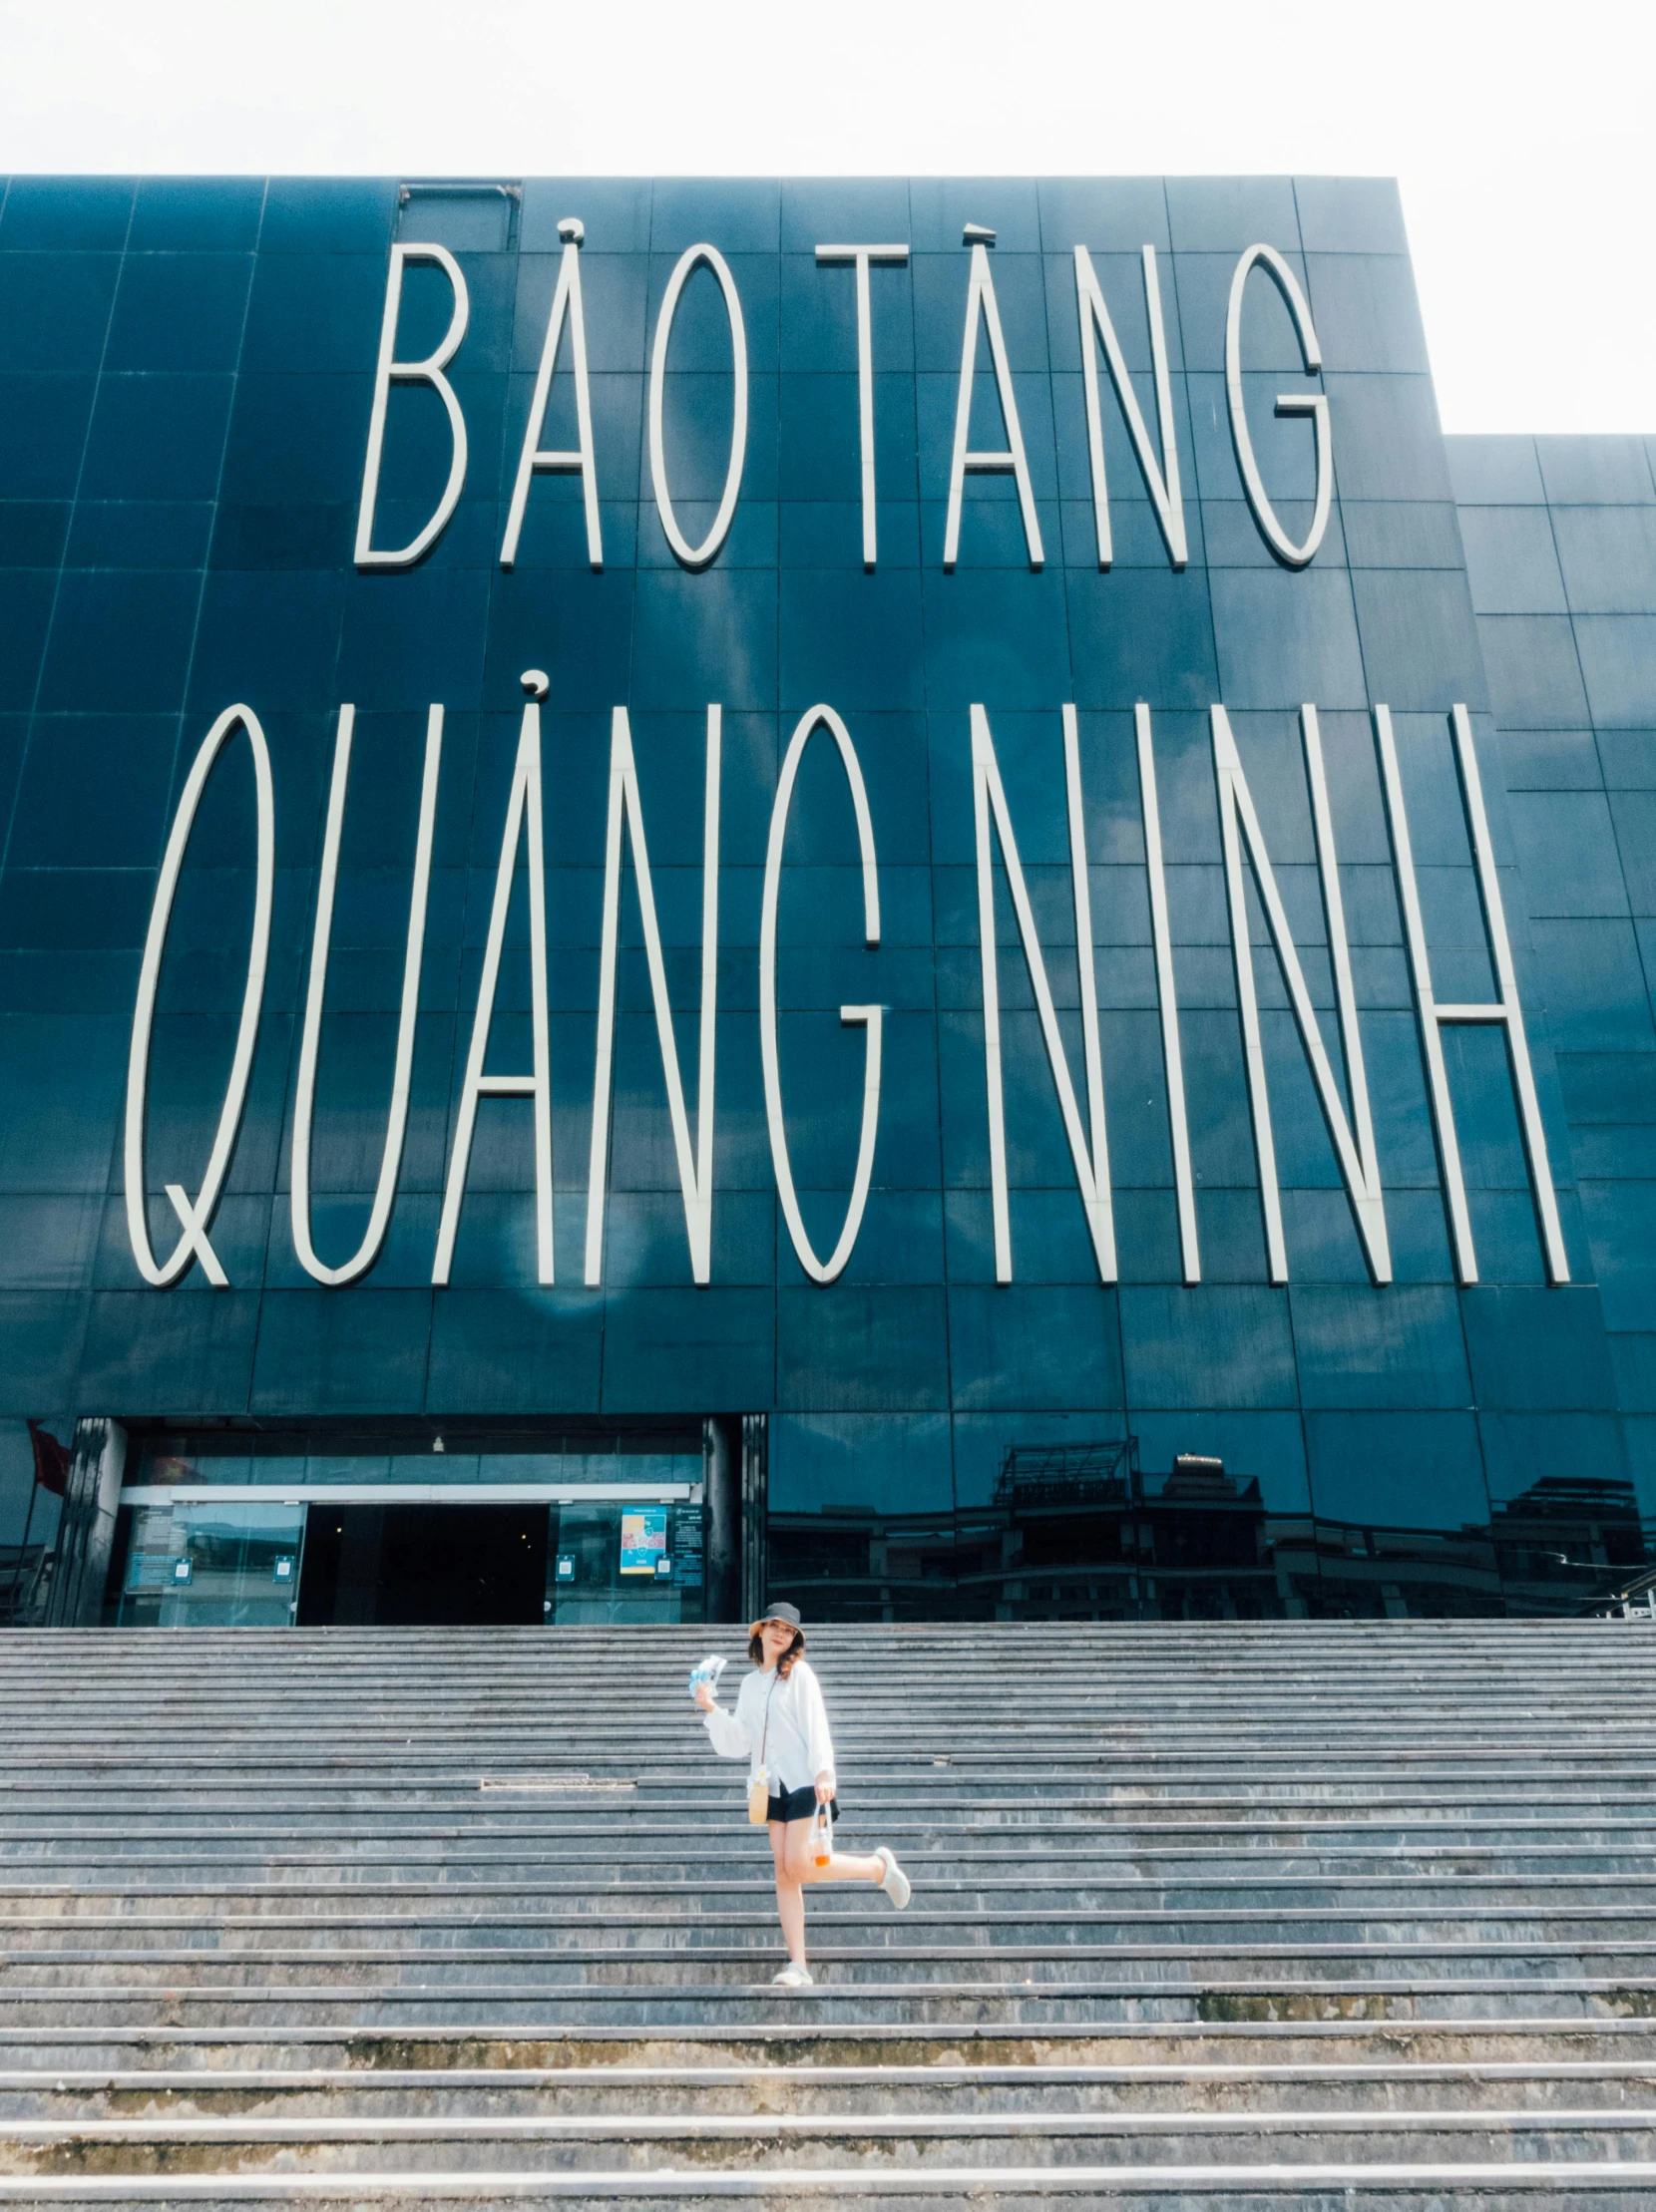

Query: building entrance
[297,1504,548,1627]
[96,1415,760,1628]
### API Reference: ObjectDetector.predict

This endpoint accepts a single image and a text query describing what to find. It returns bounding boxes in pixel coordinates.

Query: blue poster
[619,1507,668,1577]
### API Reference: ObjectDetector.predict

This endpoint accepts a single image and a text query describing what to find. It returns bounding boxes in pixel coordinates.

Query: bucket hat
[749,1601,803,1635]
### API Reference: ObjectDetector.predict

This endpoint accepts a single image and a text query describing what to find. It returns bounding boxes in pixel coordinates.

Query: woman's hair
[750,1623,806,1677]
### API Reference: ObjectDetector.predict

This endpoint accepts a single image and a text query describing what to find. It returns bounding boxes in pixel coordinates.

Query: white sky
[0,0,1650,434]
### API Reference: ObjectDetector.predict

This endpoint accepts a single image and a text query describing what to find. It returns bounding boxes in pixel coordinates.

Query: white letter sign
[972,704,1115,1285]
[760,706,883,1285]
[1073,245,1187,569]
[1375,702,1569,1285]
[1212,703,1389,1285]
[1134,703,1199,1283]
[1225,243,1332,569]
[814,243,910,569]
[433,674,556,1287]
[500,223,603,571]
[125,705,275,1289]
[586,706,721,1288]
[944,230,1044,571]
[355,242,471,572]
[649,244,747,569]
[290,704,444,1288]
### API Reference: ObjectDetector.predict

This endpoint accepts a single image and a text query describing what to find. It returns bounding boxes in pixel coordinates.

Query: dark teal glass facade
[1,174,1652,1621]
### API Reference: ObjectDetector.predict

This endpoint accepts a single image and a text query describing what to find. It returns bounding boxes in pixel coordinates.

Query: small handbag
[746,1677,779,1826]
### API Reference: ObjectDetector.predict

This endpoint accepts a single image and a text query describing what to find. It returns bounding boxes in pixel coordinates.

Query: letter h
[1374,702,1569,1286]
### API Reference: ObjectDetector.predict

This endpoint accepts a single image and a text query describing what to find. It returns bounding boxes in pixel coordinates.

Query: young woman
[695,1601,911,1989]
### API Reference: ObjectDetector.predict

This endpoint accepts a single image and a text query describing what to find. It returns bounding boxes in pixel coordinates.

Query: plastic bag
[811,1801,833,1868]
[687,1654,728,1703]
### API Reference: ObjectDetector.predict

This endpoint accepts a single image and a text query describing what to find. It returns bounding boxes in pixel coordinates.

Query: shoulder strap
[759,1673,778,1764]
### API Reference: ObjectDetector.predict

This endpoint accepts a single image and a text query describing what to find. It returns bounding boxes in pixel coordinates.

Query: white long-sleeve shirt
[702,1659,836,1794]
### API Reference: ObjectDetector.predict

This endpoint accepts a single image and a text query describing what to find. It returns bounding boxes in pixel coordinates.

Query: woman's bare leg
[779,1817,886,1887]
[768,1820,808,1966]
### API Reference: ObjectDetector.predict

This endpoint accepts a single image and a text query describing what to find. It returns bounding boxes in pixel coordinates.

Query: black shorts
[766,1783,838,1824]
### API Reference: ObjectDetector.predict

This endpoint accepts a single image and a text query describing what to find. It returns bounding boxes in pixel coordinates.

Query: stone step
[9,1825,1656,1853]
[7,1851,1651,1886]
[9,1804,1656,1831]
[4,1923,1653,1969]
[2,1700,1650,1719]
[0,1623,1638,1643]
[18,1905,1656,1943]
[46,1670,1656,1684]
[0,1625,1638,1646]
[4,2104,1656,2175]
[17,1696,1635,1712]
[10,1856,1656,1890]
[0,1982,1647,2028]
[54,1700,1620,1713]
[11,1691,1656,1707]
[7,1701,1653,1719]
[13,1766,1656,1793]
[39,1742,1649,1760]
[4,1835,1654,1871]
[31,1691,1652,1707]
[9,1955,1656,1991]
[0,2170,1650,2207]
[10,1929,1656,1965]
[6,1776,1651,1803]
[19,1723,1653,1745]
[20,1686,1648,1709]
[12,1876,1656,1914]
[10,2056,1656,2119]
[4,1675,1644,1691]
[17,1718,1653,1735]
[1,1690,1640,1711]
[7,1959,1656,2001]
[11,1895,1656,1936]
[5,2020,1656,2071]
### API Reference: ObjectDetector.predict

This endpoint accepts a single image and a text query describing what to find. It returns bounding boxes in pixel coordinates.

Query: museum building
[0,172,1652,1630]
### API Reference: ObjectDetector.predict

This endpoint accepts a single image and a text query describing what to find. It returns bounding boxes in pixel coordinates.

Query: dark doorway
[297,1504,549,1627]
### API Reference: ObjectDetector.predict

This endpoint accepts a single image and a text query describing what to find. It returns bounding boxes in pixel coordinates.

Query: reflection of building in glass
[1306,1518,1502,1620]
[770,1444,1324,1624]
[1489,1476,1647,1616]
[767,1508,958,1622]
[962,1445,1312,1624]
[771,1462,1655,1625]
[770,1446,1656,1625]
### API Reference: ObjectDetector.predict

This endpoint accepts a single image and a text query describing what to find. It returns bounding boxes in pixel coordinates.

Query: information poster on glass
[619,1507,669,1578]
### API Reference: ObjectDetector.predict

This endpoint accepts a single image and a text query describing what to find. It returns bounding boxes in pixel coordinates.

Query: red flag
[26,1422,69,1498]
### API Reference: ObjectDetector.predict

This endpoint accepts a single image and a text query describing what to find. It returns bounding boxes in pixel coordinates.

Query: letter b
[355,242,470,571]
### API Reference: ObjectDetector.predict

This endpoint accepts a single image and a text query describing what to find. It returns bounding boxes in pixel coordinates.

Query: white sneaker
[876,1846,912,1909]
[772,1962,814,1989]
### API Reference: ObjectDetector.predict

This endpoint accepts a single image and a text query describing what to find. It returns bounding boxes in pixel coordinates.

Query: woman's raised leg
[780,1816,885,1887]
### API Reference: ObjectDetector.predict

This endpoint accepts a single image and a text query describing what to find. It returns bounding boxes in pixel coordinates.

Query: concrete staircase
[0,1620,1653,2204]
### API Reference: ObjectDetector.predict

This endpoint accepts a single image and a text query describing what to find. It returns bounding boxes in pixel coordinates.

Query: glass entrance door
[118,1500,306,1628]
[297,1502,549,1626]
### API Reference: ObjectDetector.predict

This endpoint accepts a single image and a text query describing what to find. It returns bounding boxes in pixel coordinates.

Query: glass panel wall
[118,1501,305,1628]
[548,1496,704,1624]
